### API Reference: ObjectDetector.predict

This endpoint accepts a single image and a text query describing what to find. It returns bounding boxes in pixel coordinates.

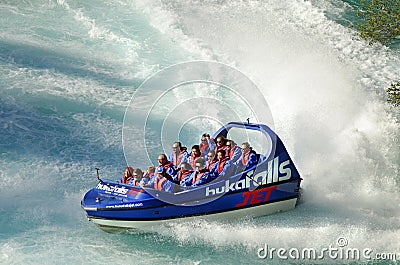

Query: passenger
[215,135,227,153]
[156,154,177,181]
[168,141,189,168]
[209,149,235,179]
[226,139,241,164]
[176,162,193,183]
[151,167,174,192]
[206,150,217,171]
[199,133,216,158]
[188,145,202,169]
[180,158,211,187]
[120,166,134,184]
[141,167,154,188]
[130,168,143,186]
[140,166,155,186]
[235,142,258,172]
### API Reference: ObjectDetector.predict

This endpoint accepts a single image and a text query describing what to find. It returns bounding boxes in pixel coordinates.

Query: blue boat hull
[81,122,302,231]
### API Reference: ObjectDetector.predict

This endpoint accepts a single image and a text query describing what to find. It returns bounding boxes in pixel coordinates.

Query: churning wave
[0,0,399,264]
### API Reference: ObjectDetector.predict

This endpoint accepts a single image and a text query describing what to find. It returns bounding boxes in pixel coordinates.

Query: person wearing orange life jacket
[140,166,155,186]
[155,153,177,181]
[226,139,241,164]
[176,162,193,183]
[206,150,217,171]
[214,135,228,154]
[168,141,189,168]
[188,145,202,169]
[150,166,174,192]
[209,149,235,180]
[180,158,211,187]
[199,133,216,158]
[234,142,258,173]
[120,166,134,184]
[128,168,144,186]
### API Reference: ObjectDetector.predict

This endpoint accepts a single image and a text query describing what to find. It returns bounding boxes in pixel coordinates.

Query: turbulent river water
[0,0,399,264]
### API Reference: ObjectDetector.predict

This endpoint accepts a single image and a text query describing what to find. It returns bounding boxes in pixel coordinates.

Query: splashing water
[0,0,399,264]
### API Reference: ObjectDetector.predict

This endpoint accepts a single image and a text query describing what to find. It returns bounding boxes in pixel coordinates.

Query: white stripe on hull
[88,198,297,232]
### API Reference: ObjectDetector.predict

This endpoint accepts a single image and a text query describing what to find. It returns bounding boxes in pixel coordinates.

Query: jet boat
[81,122,302,232]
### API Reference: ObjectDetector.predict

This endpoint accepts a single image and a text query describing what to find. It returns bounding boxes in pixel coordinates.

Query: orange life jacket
[227,145,238,159]
[172,148,187,167]
[122,176,132,184]
[206,159,217,171]
[132,179,140,186]
[122,166,134,184]
[189,154,201,169]
[217,157,229,173]
[163,162,174,170]
[177,170,193,182]
[242,150,256,166]
[192,171,206,185]
[200,142,208,153]
[215,145,229,156]
[154,177,167,191]
[160,162,174,180]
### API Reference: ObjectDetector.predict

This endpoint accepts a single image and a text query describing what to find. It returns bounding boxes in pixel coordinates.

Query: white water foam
[1,0,399,263]
[139,0,400,254]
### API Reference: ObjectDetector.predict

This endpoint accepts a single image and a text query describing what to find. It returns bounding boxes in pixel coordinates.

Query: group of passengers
[120,133,259,193]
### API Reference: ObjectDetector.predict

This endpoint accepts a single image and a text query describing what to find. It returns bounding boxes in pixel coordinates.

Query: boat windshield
[225,127,271,157]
